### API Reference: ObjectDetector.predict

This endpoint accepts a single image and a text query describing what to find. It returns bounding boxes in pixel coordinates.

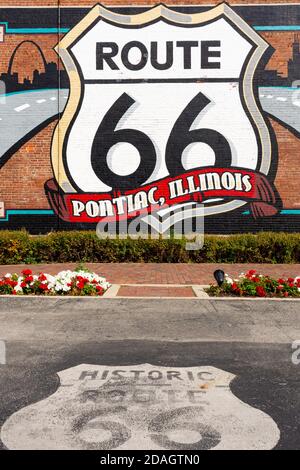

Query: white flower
[45,274,55,284]
[1,270,110,296]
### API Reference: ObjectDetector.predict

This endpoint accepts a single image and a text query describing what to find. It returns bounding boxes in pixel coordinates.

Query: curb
[0,283,300,301]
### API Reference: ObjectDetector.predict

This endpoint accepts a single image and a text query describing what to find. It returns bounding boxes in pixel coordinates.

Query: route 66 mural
[0,2,300,232]
[46,3,280,226]
[0,364,280,450]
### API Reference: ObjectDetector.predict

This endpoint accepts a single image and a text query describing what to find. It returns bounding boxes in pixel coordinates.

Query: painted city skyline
[0,40,69,93]
[0,35,299,94]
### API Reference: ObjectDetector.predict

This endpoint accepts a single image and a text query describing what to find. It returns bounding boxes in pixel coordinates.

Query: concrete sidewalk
[0,296,299,450]
[0,263,300,286]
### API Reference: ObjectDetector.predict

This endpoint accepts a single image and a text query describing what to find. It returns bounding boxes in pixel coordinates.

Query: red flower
[39,284,48,291]
[20,282,27,288]
[256,286,266,297]
[38,273,47,282]
[278,278,285,285]
[77,281,85,290]
[77,276,89,285]
[253,277,260,283]
[5,279,17,288]
[96,285,104,295]
[22,269,32,276]
[24,276,33,283]
[288,278,294,284]
[284,291,289,297]
[231,282,238,290]
[248,270,256,276]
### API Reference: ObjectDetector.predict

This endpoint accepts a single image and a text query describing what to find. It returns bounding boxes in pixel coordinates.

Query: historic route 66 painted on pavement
[1,364,280,450]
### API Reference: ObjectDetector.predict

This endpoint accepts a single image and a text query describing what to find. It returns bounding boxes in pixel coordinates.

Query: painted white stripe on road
[36,99,46,104]
[14,104,30,112]
[260,94,265,98]
[294,101,300,107]
[266,95,274,99]
[50,97,57,101]
[276,97,287,101]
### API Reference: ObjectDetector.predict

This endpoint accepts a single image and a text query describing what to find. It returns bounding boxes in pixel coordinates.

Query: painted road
[0,298,299,450]
[0,89,68,163]
[260,87,300,134]
[0,87,299,165]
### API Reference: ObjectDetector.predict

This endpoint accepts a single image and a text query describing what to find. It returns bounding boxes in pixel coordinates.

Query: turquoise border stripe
[0,22,69,34]
[7,28,70,34]
[0,210,54,223]
[1,209,300,222]
[2,89,56,97]
[254,26,300,31]
[1,21,300,34]
[1,88,68,98]
[281,210,300,215]
[243,210,300,215]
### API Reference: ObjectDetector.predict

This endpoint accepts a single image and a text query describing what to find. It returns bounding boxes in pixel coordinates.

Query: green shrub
[0,231,299,264]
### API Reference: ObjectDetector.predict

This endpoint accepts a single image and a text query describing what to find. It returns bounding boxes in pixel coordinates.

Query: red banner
[45,167,279,223]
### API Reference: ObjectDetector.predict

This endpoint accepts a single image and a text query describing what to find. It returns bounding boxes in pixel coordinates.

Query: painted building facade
[0,0,299,234]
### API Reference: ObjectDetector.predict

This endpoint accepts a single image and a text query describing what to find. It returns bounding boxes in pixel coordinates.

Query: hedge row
[0,231,300,264]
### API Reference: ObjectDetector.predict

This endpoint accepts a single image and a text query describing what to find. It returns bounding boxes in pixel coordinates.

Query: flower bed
[206,270,300,298]
[0,269,110,296]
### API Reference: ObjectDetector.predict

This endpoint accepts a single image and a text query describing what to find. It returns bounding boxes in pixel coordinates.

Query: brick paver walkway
[117,285,195,297]
[0,263,300,285]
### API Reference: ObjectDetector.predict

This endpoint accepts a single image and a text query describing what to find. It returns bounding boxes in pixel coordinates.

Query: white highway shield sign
[1,364,280,450]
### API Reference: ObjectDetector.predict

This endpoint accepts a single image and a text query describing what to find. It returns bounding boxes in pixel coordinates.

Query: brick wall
[0,122,56,209]
[0,0,299,232]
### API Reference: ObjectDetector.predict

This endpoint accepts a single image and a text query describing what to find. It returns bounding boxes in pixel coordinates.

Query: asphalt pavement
[0,298,299,450]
